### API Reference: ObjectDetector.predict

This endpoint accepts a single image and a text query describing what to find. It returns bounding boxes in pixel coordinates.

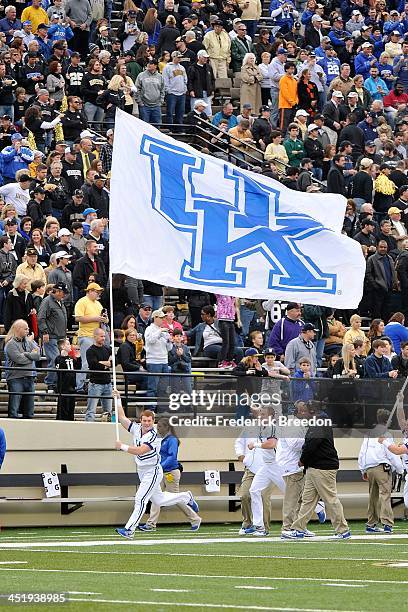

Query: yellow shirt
[20,6,49,33]
[16,262,46,291]
[74,296,103,337]
[343,328,370,356]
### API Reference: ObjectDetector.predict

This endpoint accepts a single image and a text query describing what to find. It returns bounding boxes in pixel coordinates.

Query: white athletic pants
[125,464,191,532]
[250,462,286,530]
[404,477,408,509]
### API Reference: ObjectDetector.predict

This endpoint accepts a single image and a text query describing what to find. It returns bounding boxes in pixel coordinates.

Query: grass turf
[0,523,407,610]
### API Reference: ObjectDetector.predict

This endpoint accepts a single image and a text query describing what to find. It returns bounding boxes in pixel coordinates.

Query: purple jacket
[267,316,304,357]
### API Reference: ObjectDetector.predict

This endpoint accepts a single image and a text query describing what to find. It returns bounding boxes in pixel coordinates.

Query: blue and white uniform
[402,436,408,508]
[124,423,192,533]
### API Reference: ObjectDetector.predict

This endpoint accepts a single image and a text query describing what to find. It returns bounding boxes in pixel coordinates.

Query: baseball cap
[194,99,208,108]
[37,23,48,30]
[263,347,276,356]
[65,145,77,154]
[307,123,319,132]
[232,17,242,24]
[390,9,399,14]
[171,51,182,58]
[51,13,61,19]
[286,302,301,311]
[140,302,152,310]
[365,141,375,147]
[388,206,401,215]
[57,228,72,237]
[128,9,137,15]
[5,217,18,226]
[12,30,24,38]
[361,217,375,226]
[94,174,107,181]
[260,105,270,112]
[311,14,323,21]
[25,248,38,256]
[23,20,31,25]
[277,47,288,54]
[334,14,343,20]
[53,283,68,294]
[352,9,361,14]
[242,103,252,109]
[147,58,158,65]
[152,309,165,318]
[392,30,401,36]
[295,109,308,117]
[332,90,343,98]
[360,158,373,169]
[86,282,103,292]
[213,19,223,25]
[31,186,45,195]
[244,348,262,357]
[73,189,84,197]
[197,49,209,58]
[83,207,97,216]
[362,41,373,48]
[302,323,318,332]
[347,91,358,97]
[54,250,72,259]
[309,52,316,57]
[11,133,22,141]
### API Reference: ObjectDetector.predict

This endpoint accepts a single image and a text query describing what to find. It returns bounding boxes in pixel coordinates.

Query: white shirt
[276,423,307,476]
[234,434,265,474]
[203,324,221,348]
[144,323,173,364]
[358,437,403,474]
[0,182,30,216]
[129,422,161,467]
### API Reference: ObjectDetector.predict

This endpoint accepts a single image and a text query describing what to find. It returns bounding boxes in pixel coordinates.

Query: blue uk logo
[140,135,336,294]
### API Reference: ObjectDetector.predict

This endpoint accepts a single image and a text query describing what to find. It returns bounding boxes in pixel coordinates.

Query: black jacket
[80,72,106,105]
[351,170,373,203]
[87,184,109,218]
[391,354,408,378]
[300,415,340,471]
[187,62,215,97]
[4,288,34,332]
[46,176,71,212]
[303,137,324,167]
[72,254,107,295]
[61,109,88,142]
[117,339,144,372]
[27,198,52,229]
[86,344,111,384]
[252,117,272,147]
[322,100,341,131]
[304,25,322,49]
[327,164,346,196]
[157,25,180,54]
[61,201,85,229]
[61,159,84,195]
[338,124,365,160]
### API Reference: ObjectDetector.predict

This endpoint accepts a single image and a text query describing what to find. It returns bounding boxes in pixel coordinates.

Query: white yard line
[322,584,367,588]
[0,561,27,565]
[68,597,358,612]
[67,591,102,595]
[0,567,406,586]
[0,533,407,549]
[235,586,277,591]
[151,589,192,593]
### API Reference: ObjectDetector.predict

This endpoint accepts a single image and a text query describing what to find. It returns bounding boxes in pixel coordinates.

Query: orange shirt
[278,75,298,109]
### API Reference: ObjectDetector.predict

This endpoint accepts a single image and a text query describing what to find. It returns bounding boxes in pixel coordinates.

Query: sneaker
[187,491,199,513]
[304,529,316,537]
[191,518,202,532]
[252,528,269,537]
[218,361,228,369]
[383,525,393,533]
[223,361,235,370]
[330,531,351,540]
[281,529,305,540]
[366,524,383,534]
[229,360,237,368]
[244,525,256,535]
[238,527,247,535]
[115,527,134,539]
[47,387,56,394]
[137,524,156,532]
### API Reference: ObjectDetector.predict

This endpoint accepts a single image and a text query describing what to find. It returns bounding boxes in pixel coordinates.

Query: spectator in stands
[325,311,346,356]
[284,322,317,375]
[135,58,164,124]
[327,153,346,196]
[303,123,324,180]
[4,318,41,418]
[231,21,254,73]
[351,157,374,210]
[203,19,231,79]
[48,251,74,321]
[4,218,26,264]
[232,348,268,418]
[73,239,107,297]
[168,327,192,393]
[267,302,303,360]
[269,46,288,128]
[38,281,68,393]
[365,240,398,321]
[364,338,398,380]
[85,326,112,421]
[383,312,408,355]
[212,100,238,129]
[187,49,214,115]
[74,281,108,393]
[278,61,298,134]
[161,304,184,338]
[16,247,46,291]
[136,303,152,338]
[163,50,187,129]
[116,327,147,390]
[144,308,172,408]
[343,313,370,356]
[1,133,34,184]
[239,53,262,114]
[216,294,241,368]
[391,339,408,377]
[0,234,16,323]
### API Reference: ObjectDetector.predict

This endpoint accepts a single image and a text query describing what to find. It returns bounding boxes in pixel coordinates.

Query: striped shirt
[128,423,161,467]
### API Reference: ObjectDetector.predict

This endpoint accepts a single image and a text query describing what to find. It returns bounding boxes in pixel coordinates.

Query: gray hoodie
[65,0,92,29]
[5,336,41,380]
[136,69,165,107]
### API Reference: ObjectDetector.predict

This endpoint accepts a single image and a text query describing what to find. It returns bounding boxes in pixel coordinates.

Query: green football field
[0,522,408,611]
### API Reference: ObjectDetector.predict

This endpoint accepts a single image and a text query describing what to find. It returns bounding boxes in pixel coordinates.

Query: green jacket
[231,37,255,73]
[126,60,143,83]
[283,137,304,168]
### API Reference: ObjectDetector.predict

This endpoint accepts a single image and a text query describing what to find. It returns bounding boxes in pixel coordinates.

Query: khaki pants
[291,468,349,535]
[238,467,273,529]
[366,464,394,527]
[146,469,200,527]
[282,472,305,531]
[209,58,228,79]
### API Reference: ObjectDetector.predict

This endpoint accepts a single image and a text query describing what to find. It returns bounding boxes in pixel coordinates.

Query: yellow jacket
[20,6,49,32]
[203,30,231,61]
[16,262,47,292]
[343,328,370,356]
[278,74,298,109]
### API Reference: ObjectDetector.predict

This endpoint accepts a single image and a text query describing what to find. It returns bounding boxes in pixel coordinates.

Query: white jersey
[258,423,278,464]
[128,422,161,467]
[403,437,408,471]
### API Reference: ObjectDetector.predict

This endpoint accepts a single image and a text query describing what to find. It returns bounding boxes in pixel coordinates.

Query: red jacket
[383,90,408,109]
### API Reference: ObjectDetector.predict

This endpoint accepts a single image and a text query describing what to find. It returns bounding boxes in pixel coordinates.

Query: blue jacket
[212,111,238,129]
[354,52,378,80]
[357,120,378,142]
[364,75,389,100]
[0,146,34,179]
[187,321,222,356]
[160,434,179,472]
[35,36,52,61]
[291,370,315,402]
[0,428,5,468]
[0,17,22,44]
[383,322,408,354]
[328,28,348,48]
[383,20,405,37]
[47,24,74,43]
[364,353,392,378]
[317,55,340,84]
[393,54,408,90]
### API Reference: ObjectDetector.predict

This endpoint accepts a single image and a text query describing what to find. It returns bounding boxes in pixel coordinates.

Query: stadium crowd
[2,0,408,422]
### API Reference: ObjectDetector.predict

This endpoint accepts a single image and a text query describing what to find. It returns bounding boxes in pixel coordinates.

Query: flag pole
[109,270,120,439]
[385,376,408,430]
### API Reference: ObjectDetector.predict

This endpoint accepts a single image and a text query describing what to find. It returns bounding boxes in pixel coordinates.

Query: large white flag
[110,110,365,308]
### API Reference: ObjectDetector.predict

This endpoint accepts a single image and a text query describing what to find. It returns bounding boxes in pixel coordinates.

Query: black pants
[218,319,235,362]
[57,395,75,420]
[369,288,391,321]
[261,88,270,106]
[70,29,90,60]
[189,306,202,329]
